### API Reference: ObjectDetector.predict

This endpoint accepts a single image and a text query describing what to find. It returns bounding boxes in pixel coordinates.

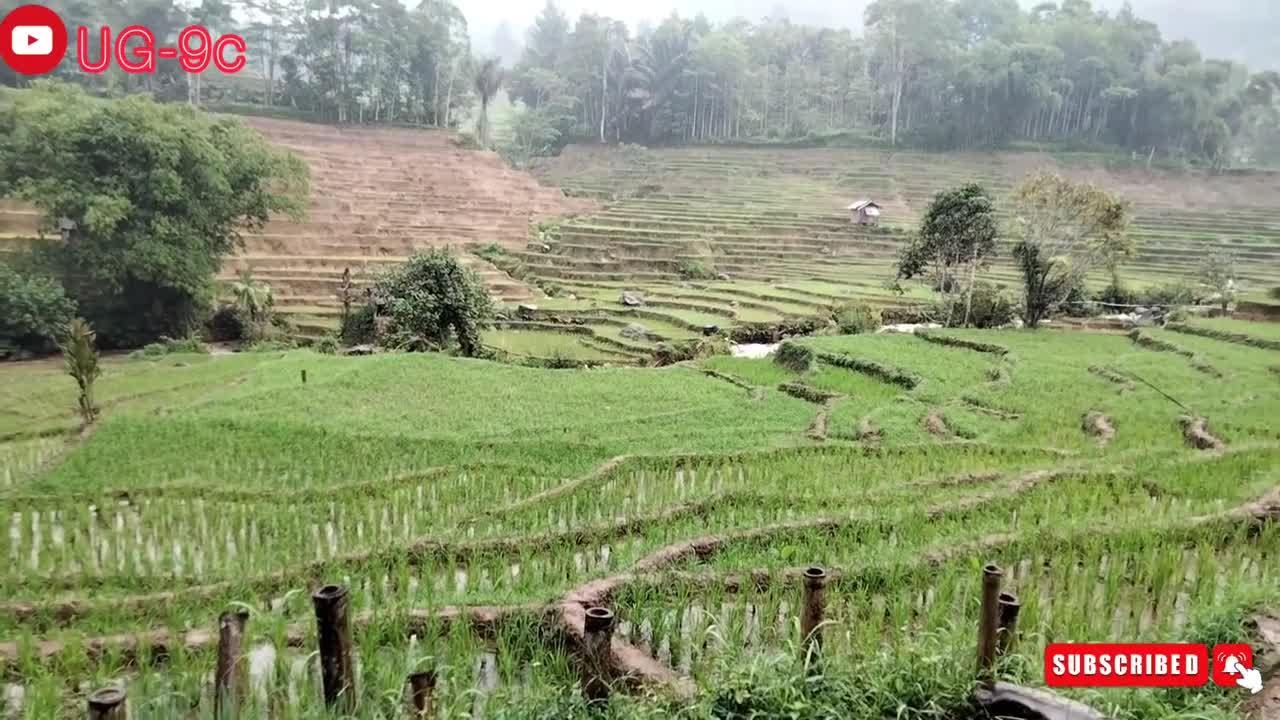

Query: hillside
[530,144,1280,289]
[5,126,1280,361]
[461,143,1280,363]
[221,118,595,335]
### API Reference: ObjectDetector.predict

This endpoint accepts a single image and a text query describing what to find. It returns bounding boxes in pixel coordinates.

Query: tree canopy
[495,0,1279,165]
[898,184,998,325]
[1011,171,1131,327]
[376,249,495,357]
[0,82,308,347]
[4,0,1277,165]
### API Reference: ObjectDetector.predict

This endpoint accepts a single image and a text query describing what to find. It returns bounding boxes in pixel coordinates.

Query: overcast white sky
[460,0,1279,71]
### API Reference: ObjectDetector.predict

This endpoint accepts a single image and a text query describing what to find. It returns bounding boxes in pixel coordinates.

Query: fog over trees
[3,0,1278,166]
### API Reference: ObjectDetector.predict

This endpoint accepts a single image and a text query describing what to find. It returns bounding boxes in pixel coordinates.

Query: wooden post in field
[301,369,308,384]
[581,606,615,702]
[800,566,828,665]
[86,687,127,720]
[313,584,356,713]
[996,592,1021,658]
[407,670,436,718]
[214,609,250,719]
[977,563,1004,684]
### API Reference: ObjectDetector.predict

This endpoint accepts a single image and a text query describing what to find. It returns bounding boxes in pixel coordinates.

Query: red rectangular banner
[1045,643,1209,687]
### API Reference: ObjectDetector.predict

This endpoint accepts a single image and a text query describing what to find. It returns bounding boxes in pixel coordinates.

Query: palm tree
[473,57,504,148]
[230,269,274,324]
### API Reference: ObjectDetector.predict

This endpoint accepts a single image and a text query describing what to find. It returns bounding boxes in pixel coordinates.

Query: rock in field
[621,291,644,306]
[620,323,649,340]
[517,303,539,318]
[345,344,375,356]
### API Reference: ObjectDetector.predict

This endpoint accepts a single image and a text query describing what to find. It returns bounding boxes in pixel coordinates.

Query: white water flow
[731,343,779,359]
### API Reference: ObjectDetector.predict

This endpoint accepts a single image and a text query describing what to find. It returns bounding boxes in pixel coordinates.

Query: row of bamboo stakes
[83,564,1022,718]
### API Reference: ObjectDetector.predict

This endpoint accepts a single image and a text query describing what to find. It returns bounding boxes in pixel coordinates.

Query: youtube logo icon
[1,5,67,76]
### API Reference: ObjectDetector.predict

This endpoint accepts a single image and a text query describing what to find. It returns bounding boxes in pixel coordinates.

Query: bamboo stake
[313,584,356,713]
[407,670,436,718]
[214,609,249,719]
[87,687,127,720]
[800,566,828,664]
[977,563,1004,684]
[997,591,1021,658]
[581,606,615,702]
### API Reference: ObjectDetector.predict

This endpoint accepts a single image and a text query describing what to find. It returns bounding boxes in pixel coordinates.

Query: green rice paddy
[0,321,1276,718]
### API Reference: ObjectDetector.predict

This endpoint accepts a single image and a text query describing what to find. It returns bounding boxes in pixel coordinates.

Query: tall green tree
[897,184,998,326]
[473,58,504,148]
[1010,172,1131,328]
[1197,251,1238,314]
[0,82,308,348]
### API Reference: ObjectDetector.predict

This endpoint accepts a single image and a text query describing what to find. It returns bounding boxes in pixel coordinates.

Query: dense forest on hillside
[4,0,1280,167]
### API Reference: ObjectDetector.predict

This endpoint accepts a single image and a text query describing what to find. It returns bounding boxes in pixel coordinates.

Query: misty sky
[462,0,1279,71]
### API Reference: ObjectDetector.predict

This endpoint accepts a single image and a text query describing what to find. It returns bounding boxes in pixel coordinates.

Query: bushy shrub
[233,312,295,346]
[964,283,1019,328]
[377,249,495,356]
[1058,282,1095,318]
[340,303,378,346]
[773,341,815,372]
[475,243,505,261]
[314,336,339,354]
[834,302,879,334]
[1096,280,1137,307]
[130,335,208,359]
[539,350,590,369]
[676,258,716,280]
[650,337,729,366]
[1270,287,1280,301]
[880,306,933,324]
[205,304,247,342]
[245,338,296,352]
[0,264,76,359]
[1138,282,1197,307]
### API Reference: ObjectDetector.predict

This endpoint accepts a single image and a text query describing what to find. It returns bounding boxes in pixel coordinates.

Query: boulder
[620,323,649,340]
[702,324,720,336]
[517,303,539,319]
[345,344,375,356]
[715,272,731,281]
[620,291,644,306]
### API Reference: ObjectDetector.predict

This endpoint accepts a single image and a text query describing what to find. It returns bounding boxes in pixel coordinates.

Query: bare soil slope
[223,118,595,331]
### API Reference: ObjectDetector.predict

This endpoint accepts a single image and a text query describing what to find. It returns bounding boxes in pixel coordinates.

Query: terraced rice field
[11,121,1277,364]
[492,144,1280,361]
[0,324,1276,717]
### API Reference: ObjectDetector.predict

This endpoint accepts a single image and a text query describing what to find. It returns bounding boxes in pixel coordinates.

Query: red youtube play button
[1,5,68,76]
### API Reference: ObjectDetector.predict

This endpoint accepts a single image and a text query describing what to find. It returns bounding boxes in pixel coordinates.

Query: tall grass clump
[833,302,880,334]
[61,318,101,425]
[773,341,814,372]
